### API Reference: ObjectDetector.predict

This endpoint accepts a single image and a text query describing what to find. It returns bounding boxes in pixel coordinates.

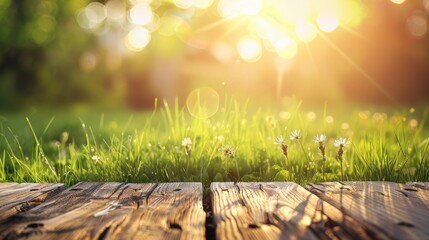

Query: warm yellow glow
[240,0,263,15]
[237,37,262,62]
[295,20,318,42]
[129,0,153,5]
[194,0,213,9]
[145,13,160,32]
[158,14,183,36]
[126,27,151,51]
[253,17,274,39]
[390,0,406,4]
[174,0,196,9]
[129,3,153,26]
[338,1,366,27]
[217,0,263,18]
[218,0,242,18]
[307,112,317,121]
[277,0,311,24]
[211,42,233,63]
[273,36,298,59]
[317,12,340,32]
[76,0,369,63]
[106,0,126,21]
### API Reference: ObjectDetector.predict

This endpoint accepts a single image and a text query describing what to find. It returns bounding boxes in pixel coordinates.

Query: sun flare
[77,0,367,62]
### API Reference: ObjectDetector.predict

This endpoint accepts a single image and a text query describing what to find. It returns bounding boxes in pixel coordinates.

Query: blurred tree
[0,0,105,109]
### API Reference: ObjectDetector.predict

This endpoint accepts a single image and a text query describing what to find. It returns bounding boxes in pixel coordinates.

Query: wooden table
[0,181,428,239]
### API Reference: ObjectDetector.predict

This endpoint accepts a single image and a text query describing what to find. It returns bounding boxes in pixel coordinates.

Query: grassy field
[1,98,428,191]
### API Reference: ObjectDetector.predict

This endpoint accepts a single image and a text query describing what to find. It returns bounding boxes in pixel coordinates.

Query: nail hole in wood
[169,223,182,230]
[248,223,260,229]
[26,223,44,228]
[397,222,414,227]
[70,188,83,191]
[173,188,181,192]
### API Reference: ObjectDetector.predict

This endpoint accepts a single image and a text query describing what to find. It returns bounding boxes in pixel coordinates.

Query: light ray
[215,17,247,41]
[339,24,368,41]
[194,15,238,33]
[304,43,318,73]
[305,43,319,77]
[318,32,397,104]
[276,64,282,101]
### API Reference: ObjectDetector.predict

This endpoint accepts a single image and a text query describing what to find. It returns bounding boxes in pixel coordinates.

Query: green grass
[1,98,428,191]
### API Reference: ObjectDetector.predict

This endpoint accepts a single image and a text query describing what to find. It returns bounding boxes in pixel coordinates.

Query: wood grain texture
[0,183,64,222]
[211,182,373,240]
[307,181,429,240]
[405,182,429,208]
[0,182,205,240]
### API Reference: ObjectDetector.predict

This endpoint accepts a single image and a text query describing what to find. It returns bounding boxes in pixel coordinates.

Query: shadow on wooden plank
[211,182,374,240]
[307,181,429,240]
[0,183,64,222]
[0,182,205,240]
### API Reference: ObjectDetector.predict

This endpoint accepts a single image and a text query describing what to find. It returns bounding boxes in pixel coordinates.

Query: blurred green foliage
[0,0,112,109]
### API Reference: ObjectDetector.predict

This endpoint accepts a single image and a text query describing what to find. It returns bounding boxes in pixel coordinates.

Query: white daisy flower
[221,145,236,158]
[274,135,285,145]
[181,137,192,147]
[314,134,327,143]
[290,130,301,140]
[334,137,351,148]
[91,155,101,162]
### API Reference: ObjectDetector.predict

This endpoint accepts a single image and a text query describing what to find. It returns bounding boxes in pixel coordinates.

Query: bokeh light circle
[317,12,340,32]
[129,3,153,26]
[126,27,151,51]
[295,21,318,42]
[186,87,220,119]
[406,12,427,39]
[237,37,262,62]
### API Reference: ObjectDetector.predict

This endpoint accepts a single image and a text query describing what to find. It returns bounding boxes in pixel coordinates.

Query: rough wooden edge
[306,181,429,240]
[0,183,65,223]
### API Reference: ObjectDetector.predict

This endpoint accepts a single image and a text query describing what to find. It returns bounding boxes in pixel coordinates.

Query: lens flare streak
[318,32,397,104]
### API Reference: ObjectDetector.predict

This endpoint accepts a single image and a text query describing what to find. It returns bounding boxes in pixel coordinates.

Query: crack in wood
[396,189,409,197]
[97,226,111,240]
[116,184,130,200]
[144,183,159,206]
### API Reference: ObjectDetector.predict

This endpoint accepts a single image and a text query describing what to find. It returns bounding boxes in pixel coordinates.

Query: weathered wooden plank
[110,182,205,240]
[0,182,19,191]
[211,182,374,240]
[405,182,429,209]
[0,183,64,222]
[0,182,205,240]
[307,181,429,240]
[406,182,429,190]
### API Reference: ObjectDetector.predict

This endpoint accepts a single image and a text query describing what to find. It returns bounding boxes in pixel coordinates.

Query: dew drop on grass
[186,87,220,119]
